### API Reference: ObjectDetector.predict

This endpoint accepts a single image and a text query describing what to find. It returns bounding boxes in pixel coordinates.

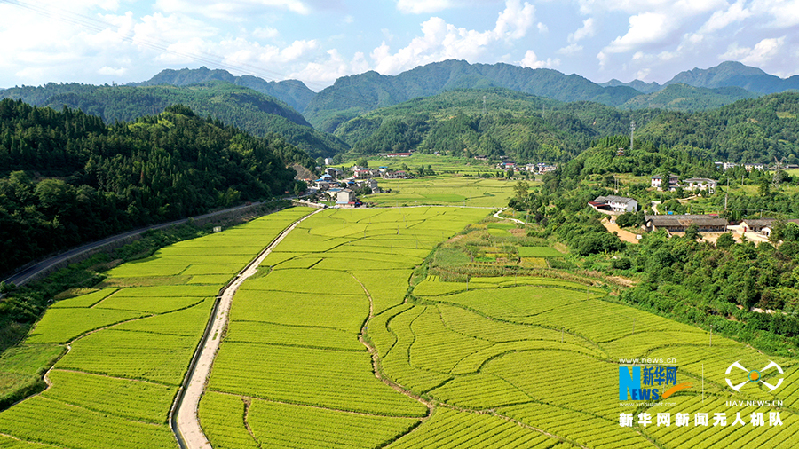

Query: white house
[336,189,356,205]
[651,174,679,191]
[683,177,717,194]
[590,195,638,213]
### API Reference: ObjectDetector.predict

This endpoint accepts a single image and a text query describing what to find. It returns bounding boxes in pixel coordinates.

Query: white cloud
[371,0,536,74]
[155,0,311,19]
[559,18,594,54]
[281,40,319,60]
[558,43,583,54]
[721,36,786,66]
[98,66,126,76]
[252,27,279,39]
[519,50,559,69]
[570,18,596,42]
[603,12,676,54]
[537,22,549,34]
[397,0,452,14]
[290,49,365,86]
[494,0,535,39]
[751,0,799,28]
[700,0,752,32]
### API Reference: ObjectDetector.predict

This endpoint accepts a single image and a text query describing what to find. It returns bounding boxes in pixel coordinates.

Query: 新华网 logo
[620,365,692,401]
[725,361,784,391]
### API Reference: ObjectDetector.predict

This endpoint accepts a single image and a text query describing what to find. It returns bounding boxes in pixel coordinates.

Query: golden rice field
[1,206,797,448]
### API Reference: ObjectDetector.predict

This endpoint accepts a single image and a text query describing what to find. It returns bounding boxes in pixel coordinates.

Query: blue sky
[1,0,798,91]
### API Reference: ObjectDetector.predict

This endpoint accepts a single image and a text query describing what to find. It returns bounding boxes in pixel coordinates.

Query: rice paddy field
[363,176,517,208]
[0,207,313,449]
[3,205,799,448]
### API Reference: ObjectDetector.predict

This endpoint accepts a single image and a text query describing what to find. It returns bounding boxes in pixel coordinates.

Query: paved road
[2,202,266,288]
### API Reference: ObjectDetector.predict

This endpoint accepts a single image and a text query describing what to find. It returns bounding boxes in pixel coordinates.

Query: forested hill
[620,83,760,112]
[304,59,642,132]
[138,67,316,113]
[332,88,799,164]
[602,61,799,95]
[332,88,659,161]
[0,100,303,276]
[637,91,799,163]
[0,82,348,159]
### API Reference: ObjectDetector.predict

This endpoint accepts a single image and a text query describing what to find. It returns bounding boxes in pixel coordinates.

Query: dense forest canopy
[331,88,799,164]
[0,100,302,276]
[0,82,348,159]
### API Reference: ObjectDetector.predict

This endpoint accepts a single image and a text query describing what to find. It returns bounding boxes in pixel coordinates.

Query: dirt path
[353,275,434,411]
[174,209,321,449]
[601,217,639,244]
[493,208,526,224]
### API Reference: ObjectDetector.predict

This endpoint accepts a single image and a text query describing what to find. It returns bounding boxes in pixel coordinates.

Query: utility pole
[724,178,729,211]
[773,156,785,191]
[630,121,636,152]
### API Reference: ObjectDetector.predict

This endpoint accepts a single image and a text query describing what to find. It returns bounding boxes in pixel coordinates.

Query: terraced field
[3,205,799,448]
[0,207,313,449]
[198,207,488,448]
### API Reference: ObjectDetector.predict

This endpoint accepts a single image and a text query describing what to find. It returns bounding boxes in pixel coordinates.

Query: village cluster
[588,174,798,239]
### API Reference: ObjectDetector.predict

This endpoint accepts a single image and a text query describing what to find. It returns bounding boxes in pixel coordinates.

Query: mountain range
[1,59,797,163]
[602,61,799,94]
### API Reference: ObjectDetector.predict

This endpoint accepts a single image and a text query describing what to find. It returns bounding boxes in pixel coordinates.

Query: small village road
[174,209,322,449]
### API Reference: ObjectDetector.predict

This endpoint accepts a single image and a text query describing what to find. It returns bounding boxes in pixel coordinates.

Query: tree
[356,158,369,168]
[715,232,735,249]
[684,223,701,240]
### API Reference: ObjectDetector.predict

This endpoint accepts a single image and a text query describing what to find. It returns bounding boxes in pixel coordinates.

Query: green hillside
[621,83,761,112]
[333,88,655,161]
[139,66,316,113]
[1,82,348,159]
[305,59,641,132]
[0,100,305,275]
[637,91,799,163]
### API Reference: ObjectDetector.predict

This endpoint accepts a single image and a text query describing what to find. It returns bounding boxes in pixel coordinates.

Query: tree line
[0,100,301,276]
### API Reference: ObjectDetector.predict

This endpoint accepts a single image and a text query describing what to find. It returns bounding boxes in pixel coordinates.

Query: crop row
[230,290,367,333]
[386,407,562,449]
[197,392,259,449]
[0,396,175,449]
[26,308,147,344]
[500,402,655,448]
[380,306,454,393]
[51,288,118,308]
[409,307,492,374]
[55,328,202,386]
[224,320,362,351]
[429,286,590,322]
[247,397,420,448]
[0,207,314,449]
[43,369,175,424]
[208,342,428,417]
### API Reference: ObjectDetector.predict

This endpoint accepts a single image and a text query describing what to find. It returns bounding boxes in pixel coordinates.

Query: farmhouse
[741,218,799,236]
[336,189,356,205]
[651,174,679,191]
[644,215,728,233]
[683,177,717,193]
[589,195,637,213]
